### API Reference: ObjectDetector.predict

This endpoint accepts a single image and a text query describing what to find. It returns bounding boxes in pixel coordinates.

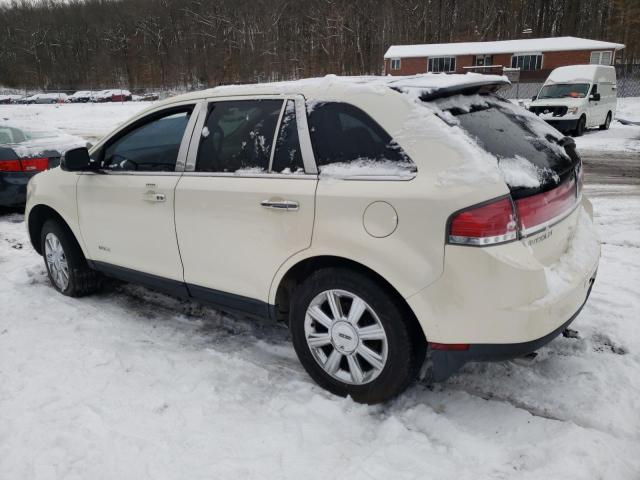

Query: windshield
[538,83,590,99]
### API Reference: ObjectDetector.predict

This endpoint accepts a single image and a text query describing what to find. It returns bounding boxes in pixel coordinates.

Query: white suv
[25,74,600,404]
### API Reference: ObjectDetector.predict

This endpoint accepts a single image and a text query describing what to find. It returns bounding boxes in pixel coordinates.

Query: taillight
[516,177,577,234]
[0,157,49,173]
[448,197,517,246]
[20,158,49,172]
[0,159,23,172]
[448,176,580,246]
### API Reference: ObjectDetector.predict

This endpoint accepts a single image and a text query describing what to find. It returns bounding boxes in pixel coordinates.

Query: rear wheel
[41,219,101,297]
[290,268,425,404]
[599,111,612,130]
[573,115,586,137]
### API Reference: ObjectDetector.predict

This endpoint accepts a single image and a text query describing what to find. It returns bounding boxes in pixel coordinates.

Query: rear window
[434,94,578,195]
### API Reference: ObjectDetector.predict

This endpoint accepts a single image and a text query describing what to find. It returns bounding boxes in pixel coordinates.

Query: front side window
[390,58,401,70]
[102,108,192,171]
[428,57,456,73]
[196,99,282,173]
[511,54,542,71]
[307,102,410,168]
[590,51,612,65]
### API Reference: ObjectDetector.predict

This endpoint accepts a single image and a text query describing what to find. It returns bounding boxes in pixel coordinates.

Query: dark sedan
[0,123,87,208]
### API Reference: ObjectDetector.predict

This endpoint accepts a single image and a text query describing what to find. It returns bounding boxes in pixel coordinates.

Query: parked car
[24,93,69,104]
[529,65,617,136]
[0,94,23,104]
[25,75,600,403]
[0,121,86,207]
[68,90,93,103]
[91,89,132,102]
[138,92,160,102]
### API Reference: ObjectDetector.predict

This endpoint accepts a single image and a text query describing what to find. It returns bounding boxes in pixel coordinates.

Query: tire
[40,219,101,297]
[573,115,586,137]
[599,112,612,130]
[290,268,426,404]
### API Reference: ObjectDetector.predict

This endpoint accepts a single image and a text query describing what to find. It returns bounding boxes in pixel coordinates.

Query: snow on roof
[546,64,616,84]
[384,36,625,59]
[164,73,509,105]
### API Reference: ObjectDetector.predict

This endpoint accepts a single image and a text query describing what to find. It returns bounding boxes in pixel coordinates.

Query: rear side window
[196,100,282,173]
[272,100,304,173]
[103,108,192,172]
[307,102,409,167]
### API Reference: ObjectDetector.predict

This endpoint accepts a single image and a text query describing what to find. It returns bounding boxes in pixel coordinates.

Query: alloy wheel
[45,232,69,291]
[304,289,388,385]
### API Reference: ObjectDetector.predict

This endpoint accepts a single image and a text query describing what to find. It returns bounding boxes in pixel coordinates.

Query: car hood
[530,97,584,108]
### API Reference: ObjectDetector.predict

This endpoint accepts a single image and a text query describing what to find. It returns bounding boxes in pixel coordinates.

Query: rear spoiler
[391,79,511,101]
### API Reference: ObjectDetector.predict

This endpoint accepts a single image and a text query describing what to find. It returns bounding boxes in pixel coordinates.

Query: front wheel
[41,219,102,297]
[290,268,426,404]
[573,115,586,137]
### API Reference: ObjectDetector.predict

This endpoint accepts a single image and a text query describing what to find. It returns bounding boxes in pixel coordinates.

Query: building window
[428,57,456,73]
[511,54,542,71]
[390,58,401,70]
[590,51,612,65]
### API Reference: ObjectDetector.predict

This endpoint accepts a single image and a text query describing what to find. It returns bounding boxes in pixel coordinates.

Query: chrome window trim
[185,94,319,177]
[180,171,318,180]
[268,101,287,172]
[83,170,184,177]
[294,95,318,175]
[175,100,205,172]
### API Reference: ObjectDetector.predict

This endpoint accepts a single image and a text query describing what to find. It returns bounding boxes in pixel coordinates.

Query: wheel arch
[272,254,426,341]
[28,204,78,255]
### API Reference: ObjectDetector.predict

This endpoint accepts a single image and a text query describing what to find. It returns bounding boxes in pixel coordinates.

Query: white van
[529,65,617,136]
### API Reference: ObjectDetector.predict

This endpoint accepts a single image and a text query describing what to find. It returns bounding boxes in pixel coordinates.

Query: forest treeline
[0,0,638,90]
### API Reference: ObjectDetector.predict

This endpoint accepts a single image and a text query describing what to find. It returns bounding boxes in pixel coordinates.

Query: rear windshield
[433,94,578,195]
[538,83,590,99]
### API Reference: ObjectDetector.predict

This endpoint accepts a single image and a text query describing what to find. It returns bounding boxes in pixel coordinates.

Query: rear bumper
[430,271,596,381]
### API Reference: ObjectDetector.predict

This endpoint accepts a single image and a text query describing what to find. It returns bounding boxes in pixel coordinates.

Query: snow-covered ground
[1,189,639,479]
[1,97,639,479]
[0,103,149,143]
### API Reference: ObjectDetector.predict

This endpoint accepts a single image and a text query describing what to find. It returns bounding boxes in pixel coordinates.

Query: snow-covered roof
[384,36,625,59]
[160,73,509,106]
[546,65,616,84]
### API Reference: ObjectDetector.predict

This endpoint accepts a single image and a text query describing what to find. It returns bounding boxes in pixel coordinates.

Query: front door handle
[260,199,299,211]
[143,191,166,203]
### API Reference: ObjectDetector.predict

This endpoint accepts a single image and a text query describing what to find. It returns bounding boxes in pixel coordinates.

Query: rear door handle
[143,191,166,203]
[260,199,299,211]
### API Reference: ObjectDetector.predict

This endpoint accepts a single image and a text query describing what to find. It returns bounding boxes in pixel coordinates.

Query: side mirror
[590,93,601,101]
[531,95,537,101]
[60,147,96,172]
